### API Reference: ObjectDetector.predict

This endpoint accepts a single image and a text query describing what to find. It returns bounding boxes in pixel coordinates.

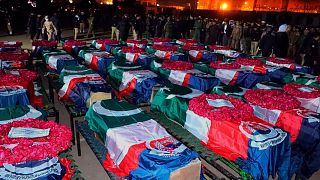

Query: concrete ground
[1,30,320,180]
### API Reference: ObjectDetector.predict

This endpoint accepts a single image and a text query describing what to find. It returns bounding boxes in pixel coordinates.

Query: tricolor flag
[0,87,30,108]
[84,51,115,78]
[152,61,219,92]
[194,63,270,88]
[107,62,158,103]
[85,100,200,179]
[46,53,78,74]
[58,66,105,102]
[188,50,217,63]
[152,92,291,180]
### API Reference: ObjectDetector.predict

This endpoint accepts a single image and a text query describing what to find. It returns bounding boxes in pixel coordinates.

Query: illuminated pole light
[69,0,73,3]
[157,4,160,7]
[244,1,247,5]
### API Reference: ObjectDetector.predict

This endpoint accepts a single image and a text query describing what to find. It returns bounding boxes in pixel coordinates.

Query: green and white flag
[0,105,44,124]
[211,85,247,100]
[151,84,203,126]
[283,72,320,88]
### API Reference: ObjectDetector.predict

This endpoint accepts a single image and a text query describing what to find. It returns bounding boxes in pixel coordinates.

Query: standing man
[193,17,202,43]
[86,12,96,38]
[42,15,57,41]
[111,15,119,41]
[35,14,43,39]
[27,13,37,41]
[163,17,173,39]
[51,12,61,42]
[275,24,289,58]
[118,14,130,41]
[79,11,86,34]
[230,21,242,50]
[73,12,80,40]
[304,32,319,74]
[250,24,261,55]
[5,12,13,35]
[222,20,232,46]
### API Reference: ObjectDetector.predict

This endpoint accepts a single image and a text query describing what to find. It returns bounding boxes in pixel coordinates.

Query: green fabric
[59,66,96,80]
[194,63,216,76]
[151,84,193,126]
[111,47,121,56]
[150,59,164,73]
[0,105,44,121]
[254,81,284,90]
[107,61,143,88]
[211,85,247,100]
[146,46,156,54]
[85,99,151,142]
[283,73,320,88]
[78,49,99,59]
[42,50,68,64]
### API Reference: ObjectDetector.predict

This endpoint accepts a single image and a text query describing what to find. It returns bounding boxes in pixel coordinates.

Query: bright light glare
[221,3,228,10]
[244,1,248,5]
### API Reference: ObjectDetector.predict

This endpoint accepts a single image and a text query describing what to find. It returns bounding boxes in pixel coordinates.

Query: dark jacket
[275,32,289,58]
[259,32,276,57]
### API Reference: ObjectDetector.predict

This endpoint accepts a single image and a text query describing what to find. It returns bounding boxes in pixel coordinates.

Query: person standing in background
[155,16,164,38]
[275,24,289,58]
[111,15,119,41]
[304,32,319,74]
[86,12,96,38]
[222,20,232,46]
[193,17,202,42]
[240,22,251,54]
[51,12,61,42]
[5,12,13,35]
[118,14,130,41]
[164,17,173,39]
[79,11,86,34]
[35,14,43,39]
[42,15,57,41]
[258,26,276,57]
[27,13,36,41]
[73,12,80,40]
[287,26,300,58]
[250,24,261,55]
[208,20,219,45]
[230,21,242,50]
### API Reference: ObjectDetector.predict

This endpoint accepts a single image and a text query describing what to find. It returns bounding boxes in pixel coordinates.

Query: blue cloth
[106,45,121,53]
[237,129,291,180]
[236,72,270,89]
[68,81,112,113]
[136,55,154,68]
[129,147,199,180]
[32,46,56,58]
[0,158,66,180]
[129,77,158,104]
[170,53,188,61]
[188,73,220,92]
[201,51,217,63]
[56,59,79,74]
[0,88,30,108]
[291,114,320,178]
[96,57,115,79]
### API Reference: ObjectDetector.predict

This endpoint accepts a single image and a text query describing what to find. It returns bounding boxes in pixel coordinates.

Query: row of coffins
[0,41,80,179]
[33,38,319,179]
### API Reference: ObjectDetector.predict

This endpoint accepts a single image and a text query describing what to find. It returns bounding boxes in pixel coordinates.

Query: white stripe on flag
[84,53,94,65]
[0,105,42,124]
[297,97,320,113]
[93,101,142,117]
[48,54,74,70]
[106,119,170,165]
[185,110,211,143]
[215,69,237,85]
[252,105,282,125]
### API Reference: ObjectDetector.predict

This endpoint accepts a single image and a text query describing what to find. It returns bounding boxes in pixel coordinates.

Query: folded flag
[85,99,200,179]
[188,50,217,62]
[45,53,78,74]
[32,40,57,57]
[107,61,158,103]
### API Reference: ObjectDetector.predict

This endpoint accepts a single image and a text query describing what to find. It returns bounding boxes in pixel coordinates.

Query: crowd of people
[26,12,319,70]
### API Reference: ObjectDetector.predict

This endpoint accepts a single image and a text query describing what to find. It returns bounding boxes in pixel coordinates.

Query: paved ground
[1,30,320,180]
